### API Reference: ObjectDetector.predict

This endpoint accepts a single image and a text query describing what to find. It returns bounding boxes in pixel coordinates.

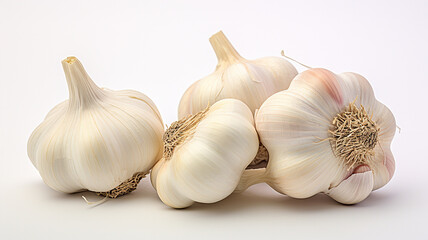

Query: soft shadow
[79,179,161,208]
[185,183,340,214]
[24,178,160,208]
[24,180,77,201]
[185,183,398,213]
[23,178,398,211]
[357,189,400,207]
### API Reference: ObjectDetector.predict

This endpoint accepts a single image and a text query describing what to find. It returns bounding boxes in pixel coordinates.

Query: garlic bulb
[178,31,298,119]
[28,57,164,198]
[151,99,259,208]
[237,68,396,204]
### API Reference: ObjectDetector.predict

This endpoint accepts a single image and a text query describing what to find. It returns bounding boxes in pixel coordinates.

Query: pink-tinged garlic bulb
[237,68,396,204]
[178,31,298,119]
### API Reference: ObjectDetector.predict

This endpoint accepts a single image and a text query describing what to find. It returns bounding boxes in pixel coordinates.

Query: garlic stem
[235,168,267,193]
[280,50,311,68]
[62,56,104,108]
[209,31,243,64]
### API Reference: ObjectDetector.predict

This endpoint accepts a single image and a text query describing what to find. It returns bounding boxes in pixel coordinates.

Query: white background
[0,0,427,239]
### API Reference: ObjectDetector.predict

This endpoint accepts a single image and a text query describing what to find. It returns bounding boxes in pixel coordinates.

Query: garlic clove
[178,31,297,119]
[155,160,194,209]
[326,165,374,204]
[254,75,346,198]
[371,143,396,190]
[265,146,343,199]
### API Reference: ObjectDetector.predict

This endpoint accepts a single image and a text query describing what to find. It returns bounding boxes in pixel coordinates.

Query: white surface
[0,0,427,239]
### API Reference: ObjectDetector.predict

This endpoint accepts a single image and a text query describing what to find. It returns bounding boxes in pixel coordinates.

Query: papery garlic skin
[178,31,297,119]
[28,57,164,195]
[151,99,259,208]
[326,165,374,204]
[239,68,396,204]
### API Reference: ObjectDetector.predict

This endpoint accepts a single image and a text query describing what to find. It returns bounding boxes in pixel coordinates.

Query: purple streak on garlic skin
[385,154,395,180]
[295,68,344,106]
[342,164,371,181]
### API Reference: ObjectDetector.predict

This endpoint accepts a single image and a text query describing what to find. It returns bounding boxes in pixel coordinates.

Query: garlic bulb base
[236,143,270,192]
[96,171,147,198]
[329,101,379,170]
[246,143,269,169]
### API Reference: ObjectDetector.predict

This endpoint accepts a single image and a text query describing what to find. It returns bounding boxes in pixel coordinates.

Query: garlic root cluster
[27,57,164,197]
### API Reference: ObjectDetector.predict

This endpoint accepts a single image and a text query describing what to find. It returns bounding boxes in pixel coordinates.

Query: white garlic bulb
[178,31,298,119]
[151,99,259,208]
[237,68,396,204]
[28,57,164,198]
